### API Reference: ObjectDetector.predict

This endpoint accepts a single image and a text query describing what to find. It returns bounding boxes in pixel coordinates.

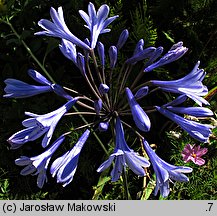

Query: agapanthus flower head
[79,2,119,48]
[144,41,188,72]
[143,139,193,197]
[15,135,65,188]
[182,144,208,166]
[156,106,213,142]
[35,7,90,50]
[151,61,209,106]
[97,118,150,181]
[8,98,77,149]
[50,129,90,187]
[125,88,151,132]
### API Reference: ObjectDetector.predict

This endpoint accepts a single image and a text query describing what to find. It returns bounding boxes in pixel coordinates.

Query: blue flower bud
[116,29,129,50]
[109,46,117,69]
[99,83,109,95]
[94,99,103,115]
[134,86,149,99]
[98,122,109,132]
[97,42,105,66]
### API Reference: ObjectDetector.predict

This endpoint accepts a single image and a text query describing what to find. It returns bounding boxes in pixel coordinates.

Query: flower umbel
[182,144,208,166]
[4,2,215,198]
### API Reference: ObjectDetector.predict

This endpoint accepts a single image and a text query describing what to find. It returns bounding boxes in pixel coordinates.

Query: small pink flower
[182,144,208,166]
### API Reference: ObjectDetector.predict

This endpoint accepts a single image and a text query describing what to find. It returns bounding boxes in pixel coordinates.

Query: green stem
[122,168,131,200]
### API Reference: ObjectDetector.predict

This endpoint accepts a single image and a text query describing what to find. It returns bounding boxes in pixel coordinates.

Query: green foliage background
[0,0,216,200]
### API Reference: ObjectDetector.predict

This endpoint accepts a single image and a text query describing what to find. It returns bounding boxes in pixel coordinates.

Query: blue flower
[151,61,209,106]
[8,98,77,149]
[143,139,193,197]
[125,87,151,132]
[79,2,118,48]
[97,118,150,181]
[126,47,156,64]
[167,106,214,117]
[50,129,90,187]
[4,69,72,100]
[163,95,214,117]
[144,41,188,72]
[156,106,213,142]
[15,135,65,188]
[35,7,90,50]
[4,69,53,98]
[59,39,77,65]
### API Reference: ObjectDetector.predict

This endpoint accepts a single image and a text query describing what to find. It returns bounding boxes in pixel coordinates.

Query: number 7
[208,203,213,211]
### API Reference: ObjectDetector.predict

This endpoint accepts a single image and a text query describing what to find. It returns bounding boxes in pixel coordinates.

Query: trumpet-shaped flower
[4,79,52,99]
[156,106,213,142]
[15,135,65,188]
[4,69,71,100]
[8,98,77,149]
[35,7,90,50]
[144,42,188,72]
[182,144,208,166]
[126,47,156,64]
[79,2,118,48]
[97,118,150,181]
[4,69,53,98]
[163,95,213,117]
[50,129,90,187]
[143,139,193,197]
[125,88,151,132]
[59,39,77,65]
[151,61,209,106]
